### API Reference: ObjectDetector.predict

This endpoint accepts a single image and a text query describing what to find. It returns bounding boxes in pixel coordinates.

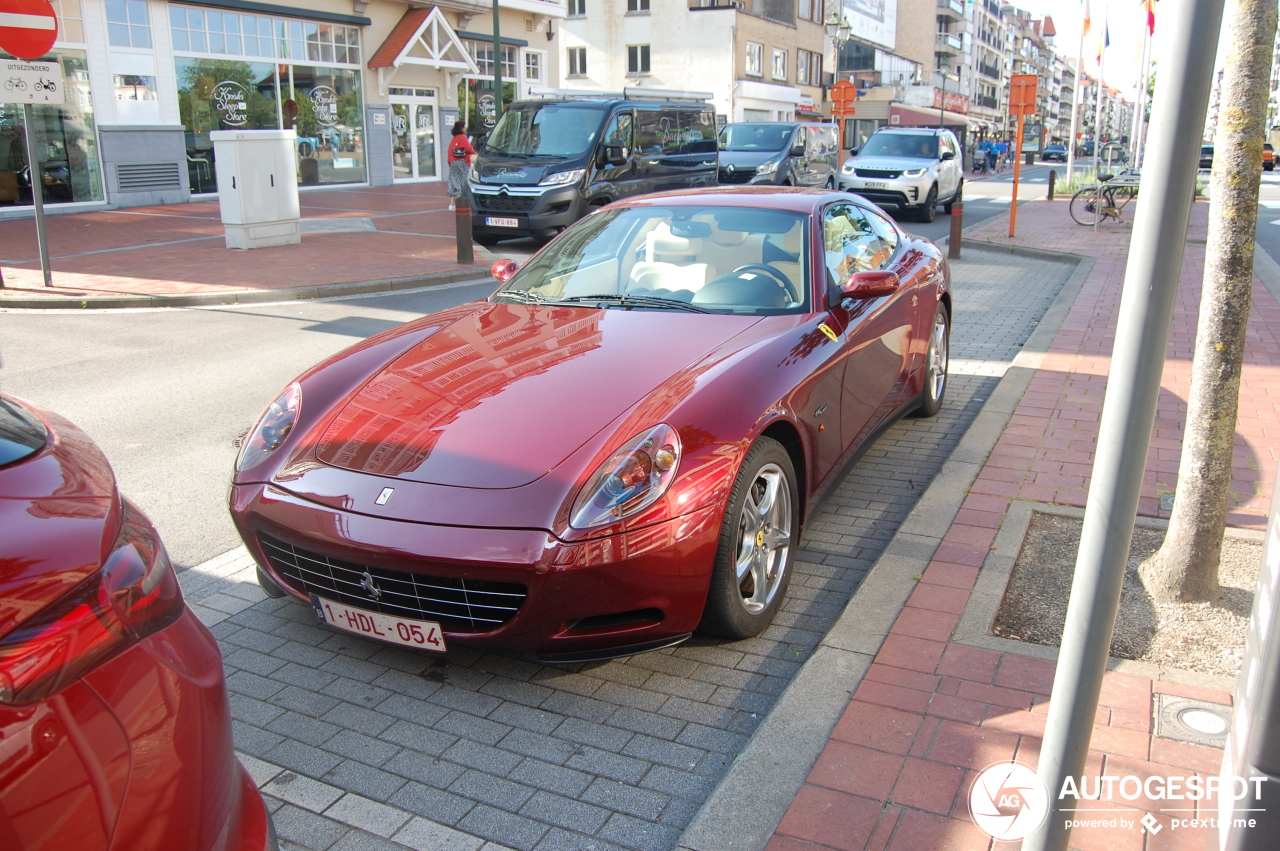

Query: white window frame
[568,0,586,15]
[627,0,650,11]
[627,44,650,75]
[567,46,587,76]
[772,48,787,82]
[746,42,762,77]
[106,0,152,49]
[797,49,809,85]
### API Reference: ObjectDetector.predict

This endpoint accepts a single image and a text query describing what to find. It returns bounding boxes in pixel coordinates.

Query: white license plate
[862,181,888,189]
[310,594,446,652]
[486,217,519,228]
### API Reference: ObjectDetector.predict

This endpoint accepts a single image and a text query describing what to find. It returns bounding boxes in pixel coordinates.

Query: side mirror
[491,259,519,284]
[790,143,806,158]
[840,270,900,299]
[850,147,860,156]
[940,150,955,161]
[604,143,628,166]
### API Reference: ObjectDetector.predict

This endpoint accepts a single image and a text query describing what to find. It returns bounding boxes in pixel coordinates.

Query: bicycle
[1069,170,1140,225]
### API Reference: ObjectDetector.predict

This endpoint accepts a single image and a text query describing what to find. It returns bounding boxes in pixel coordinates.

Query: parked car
[717,122,839,188]
[1200,144,1214,170]
[1081,140,1096,157]
[468,89,718,245]
[1041,143,1068,163]
[0,395,275,851]
[837,127,963,222]
[230,187,951,663]
[1264,143,1274,171]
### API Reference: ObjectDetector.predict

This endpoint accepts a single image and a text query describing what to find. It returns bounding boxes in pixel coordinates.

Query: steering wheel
[730,264,799,304]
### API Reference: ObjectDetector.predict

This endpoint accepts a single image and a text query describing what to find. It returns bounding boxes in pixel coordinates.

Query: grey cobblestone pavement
[179,248,1076,851]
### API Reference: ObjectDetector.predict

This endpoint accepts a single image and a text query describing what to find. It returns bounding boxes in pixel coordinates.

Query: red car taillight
[0,500,184,706]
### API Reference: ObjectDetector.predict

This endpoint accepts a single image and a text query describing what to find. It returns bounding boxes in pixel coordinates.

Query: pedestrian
[977,138,992,174]
[447,120,475,212]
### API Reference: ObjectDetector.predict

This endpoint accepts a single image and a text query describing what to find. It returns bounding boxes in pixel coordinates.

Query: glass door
[390,98,439,181]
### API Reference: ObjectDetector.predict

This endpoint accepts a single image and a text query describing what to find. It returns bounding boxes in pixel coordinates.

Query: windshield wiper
[491,289,547,304]
[558,294,710,313]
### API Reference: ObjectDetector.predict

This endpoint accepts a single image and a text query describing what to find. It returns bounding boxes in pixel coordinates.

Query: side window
[604,112,633,155]
[823,203,889,287]
[656,110,683,155]
[634,109,666,155]
[864,208,899,259]
[680,109,717,155]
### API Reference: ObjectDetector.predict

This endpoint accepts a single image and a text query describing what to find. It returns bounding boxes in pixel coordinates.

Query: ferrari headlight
[902,168,927,177]
[570,424,681,529]
[236,383,301,472]
[756,159,779,176]
[540,168,585,186]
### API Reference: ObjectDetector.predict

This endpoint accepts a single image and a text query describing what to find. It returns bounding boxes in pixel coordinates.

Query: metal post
[1009,111,1025,238]
[948,198,962,259]
[491,0,504,123]
[938,65,947,130]
[1048,169,1056,201]
[23,104,52,288]
[1021,0,1226,848]
[455,186,474,265]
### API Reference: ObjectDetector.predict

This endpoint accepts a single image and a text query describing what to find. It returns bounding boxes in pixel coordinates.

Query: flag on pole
[1143,0,1155,34]
[1097,21,1109,64]
[1083,0,1092,36]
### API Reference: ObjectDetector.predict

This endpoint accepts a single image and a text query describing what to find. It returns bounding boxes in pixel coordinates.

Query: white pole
[1134,22,1154,168]
[1130,22,1151,167]
[1092,7,1106,177]
[1065,16,1086,182]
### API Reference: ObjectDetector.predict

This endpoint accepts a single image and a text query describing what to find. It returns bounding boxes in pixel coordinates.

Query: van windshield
[861,134,938,159]
[483,103,608,158]
[718,124,794,152]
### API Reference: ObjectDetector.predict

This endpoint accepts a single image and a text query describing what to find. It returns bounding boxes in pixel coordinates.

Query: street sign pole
[22,102,51,287]
[1008,74,1037,238]
[1010,112,1024,237]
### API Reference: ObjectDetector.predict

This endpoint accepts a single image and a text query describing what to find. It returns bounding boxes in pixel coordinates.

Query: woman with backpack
[447,121,476,212]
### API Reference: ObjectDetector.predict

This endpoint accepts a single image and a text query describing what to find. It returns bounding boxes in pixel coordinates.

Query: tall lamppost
[938,55,950,129]
[825,8,851,148]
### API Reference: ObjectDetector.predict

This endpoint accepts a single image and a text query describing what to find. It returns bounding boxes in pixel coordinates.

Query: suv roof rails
[526,86,713,103]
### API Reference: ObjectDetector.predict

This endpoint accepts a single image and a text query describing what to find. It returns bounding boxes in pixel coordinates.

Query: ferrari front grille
[258,534,527,633]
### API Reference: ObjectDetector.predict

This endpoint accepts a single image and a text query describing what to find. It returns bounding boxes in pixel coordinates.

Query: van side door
[591,110,645,202]
[679,108,719,188]
[633,107,680,193]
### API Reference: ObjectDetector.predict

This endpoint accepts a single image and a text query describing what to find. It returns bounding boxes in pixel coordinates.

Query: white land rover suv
[838,128,963,223]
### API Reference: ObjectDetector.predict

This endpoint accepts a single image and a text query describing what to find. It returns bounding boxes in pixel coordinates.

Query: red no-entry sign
[0,0,59,62]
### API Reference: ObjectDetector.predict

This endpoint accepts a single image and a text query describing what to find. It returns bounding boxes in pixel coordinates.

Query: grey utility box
[209,129,301,249]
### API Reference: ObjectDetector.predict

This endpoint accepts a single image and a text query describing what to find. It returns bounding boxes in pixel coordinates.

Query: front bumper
[231,483,722,659]
[837,175,932,210]
[469,182,586,239]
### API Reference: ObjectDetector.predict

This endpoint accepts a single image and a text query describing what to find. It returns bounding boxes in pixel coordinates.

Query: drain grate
[1155,693,1232,748]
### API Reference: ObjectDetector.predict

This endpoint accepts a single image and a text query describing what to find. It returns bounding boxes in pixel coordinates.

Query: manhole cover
[1155,694,1231,748]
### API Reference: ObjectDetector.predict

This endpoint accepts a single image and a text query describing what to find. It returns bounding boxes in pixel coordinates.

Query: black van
[468,89,718,244]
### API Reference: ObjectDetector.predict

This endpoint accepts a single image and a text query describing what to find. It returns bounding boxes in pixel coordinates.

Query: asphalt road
[0,280,496,570]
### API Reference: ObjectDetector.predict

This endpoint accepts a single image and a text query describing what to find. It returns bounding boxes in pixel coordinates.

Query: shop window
[746,43,762,77]
[0,51,103,206]
[567,47,586,77]
[467,40,517,79]
[627,45,649,75]
[168,6,359,64]
[106,0,151,49]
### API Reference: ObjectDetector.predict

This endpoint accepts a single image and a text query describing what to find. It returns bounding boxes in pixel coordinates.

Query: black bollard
[948,199,962,260]
[1048,169,1056,202]
[455,190,474,265]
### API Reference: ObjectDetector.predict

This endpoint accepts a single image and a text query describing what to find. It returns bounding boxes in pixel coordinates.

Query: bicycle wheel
[1069,187,1103,225]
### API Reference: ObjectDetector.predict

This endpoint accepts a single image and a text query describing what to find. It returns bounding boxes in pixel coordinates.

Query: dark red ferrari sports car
[230,187,951,662]
[0,395,275,851]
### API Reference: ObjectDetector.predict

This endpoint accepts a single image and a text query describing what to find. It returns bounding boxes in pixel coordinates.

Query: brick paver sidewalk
[0,183,480,298]
[766,199,1280,851]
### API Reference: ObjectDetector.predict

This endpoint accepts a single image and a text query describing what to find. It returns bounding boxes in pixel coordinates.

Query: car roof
[871,127,950,136]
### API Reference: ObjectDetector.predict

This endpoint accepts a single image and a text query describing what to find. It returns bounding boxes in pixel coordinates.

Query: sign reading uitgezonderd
[1,58,64,105]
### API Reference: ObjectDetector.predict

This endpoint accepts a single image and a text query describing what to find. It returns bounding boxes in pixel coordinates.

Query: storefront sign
[212,80,248,126]
[479,94,496,128]
[373,112,385,125]
[310,85,338,126]
[931,89,970,115]
[1,58,63,105]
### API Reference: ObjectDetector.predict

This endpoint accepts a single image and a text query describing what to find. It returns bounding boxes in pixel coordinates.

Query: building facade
[1,0,566,216]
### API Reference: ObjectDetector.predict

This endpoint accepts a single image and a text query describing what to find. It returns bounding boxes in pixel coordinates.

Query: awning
[369,7,477,74]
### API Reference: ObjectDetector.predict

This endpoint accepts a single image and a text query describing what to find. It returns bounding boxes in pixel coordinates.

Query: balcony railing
[978,62,1000,80]
[976,94,998,108]
[937,0,964,17]
[935,32,962,54]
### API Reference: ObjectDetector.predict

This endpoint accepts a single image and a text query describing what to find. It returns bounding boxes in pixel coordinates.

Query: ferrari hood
[314,302,758,489]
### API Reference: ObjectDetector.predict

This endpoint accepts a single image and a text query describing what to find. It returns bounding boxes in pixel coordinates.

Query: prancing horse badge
[375,487,395,505]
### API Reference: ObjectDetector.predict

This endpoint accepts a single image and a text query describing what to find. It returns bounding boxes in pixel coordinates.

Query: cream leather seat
[627,223,710,294]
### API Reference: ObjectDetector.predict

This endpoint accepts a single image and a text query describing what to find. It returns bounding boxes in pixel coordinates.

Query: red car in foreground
[230,188,951,662]
[0,395,275,851]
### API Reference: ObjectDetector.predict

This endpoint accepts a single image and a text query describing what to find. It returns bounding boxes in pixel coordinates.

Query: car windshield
[492,205,810,315]
[718,124,794,152]
[482,103,607,157]
[861,134,937,159]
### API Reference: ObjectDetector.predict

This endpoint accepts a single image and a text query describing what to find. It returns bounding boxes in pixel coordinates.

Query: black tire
[699,437,799,640]
[916,185,938,223]
[912,303,949,418]
[826,176,835,189]
[944,180,963,214]
[1068,187,1102,226]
